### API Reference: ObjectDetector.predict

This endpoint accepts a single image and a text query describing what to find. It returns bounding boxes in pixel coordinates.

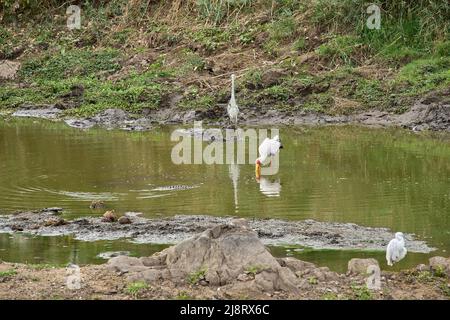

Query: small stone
[97,251,130,260]
[140,254,166,267]
[415,264,429,272]
[90,200,105,210]
[347,258,379,275]
[277,257,316,273]
[43,217,67,227]
[11,225,23,231]
[230,218,249,228]
[237,273,252,282]
[107,256,144,273]
[118,216,132,225]
[199,279,209,286]
[42,207,63,214]
[102,210,117,222]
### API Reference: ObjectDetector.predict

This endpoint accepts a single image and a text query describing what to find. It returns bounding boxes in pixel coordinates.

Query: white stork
[255,135,283,179]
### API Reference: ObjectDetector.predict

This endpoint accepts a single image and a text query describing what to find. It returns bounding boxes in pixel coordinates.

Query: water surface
[0,118,449,271]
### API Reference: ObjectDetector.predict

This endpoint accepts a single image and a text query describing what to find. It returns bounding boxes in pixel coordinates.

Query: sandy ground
[0,260,449,300]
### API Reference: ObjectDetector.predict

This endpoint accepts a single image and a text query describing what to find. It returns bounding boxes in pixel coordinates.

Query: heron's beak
[255,163,261,179]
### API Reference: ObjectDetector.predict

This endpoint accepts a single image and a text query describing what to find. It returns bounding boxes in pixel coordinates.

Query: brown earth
[0,259,449,300]
[0,221,449,300]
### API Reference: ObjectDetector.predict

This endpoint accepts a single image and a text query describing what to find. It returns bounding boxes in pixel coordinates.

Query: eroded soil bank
[5,89,450,132]
[0,208,434,253]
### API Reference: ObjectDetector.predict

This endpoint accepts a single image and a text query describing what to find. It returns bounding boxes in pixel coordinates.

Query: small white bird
[227,74,239,126]
[255,135,283,178]
[386,232,407,266]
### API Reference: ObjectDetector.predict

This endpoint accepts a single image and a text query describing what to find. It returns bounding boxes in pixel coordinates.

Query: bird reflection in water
[228,163,240,213]
[257,176,281,197]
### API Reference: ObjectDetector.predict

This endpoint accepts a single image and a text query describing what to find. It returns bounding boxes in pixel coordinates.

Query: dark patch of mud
[0,209,434,253]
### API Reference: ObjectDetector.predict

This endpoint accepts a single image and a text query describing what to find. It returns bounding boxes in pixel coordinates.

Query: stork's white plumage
[255,135,283,178]
[227,74,239,125]
[386,232,407,266]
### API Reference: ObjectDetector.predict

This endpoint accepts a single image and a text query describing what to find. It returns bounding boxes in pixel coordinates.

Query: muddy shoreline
[3,89,450,132]
[0,209,434,253]
[0,221,448,300]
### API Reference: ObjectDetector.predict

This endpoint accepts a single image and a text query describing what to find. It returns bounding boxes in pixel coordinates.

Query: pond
[0,118,449,272]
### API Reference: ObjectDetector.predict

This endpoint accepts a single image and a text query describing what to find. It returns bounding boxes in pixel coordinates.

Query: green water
[0,118,449,272]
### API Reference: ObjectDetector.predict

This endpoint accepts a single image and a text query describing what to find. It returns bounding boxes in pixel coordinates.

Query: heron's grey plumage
[227,74,239,125]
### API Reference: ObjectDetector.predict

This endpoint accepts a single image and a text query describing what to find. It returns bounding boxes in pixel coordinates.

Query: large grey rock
[163,225,298,290]
[347,258,379,275]
[107,223,301,293]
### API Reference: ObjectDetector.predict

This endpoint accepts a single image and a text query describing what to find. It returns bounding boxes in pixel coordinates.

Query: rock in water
[42,207,63,214]
[43,217,67,227]
[347,258,379,275]
[97,251,131,260]
[118,216,132,225]
[107,223,300,293]
[102,210,117,223]
[90,200,105,210]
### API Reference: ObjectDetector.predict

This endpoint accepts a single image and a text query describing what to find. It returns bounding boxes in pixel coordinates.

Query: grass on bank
[0,0,448,117]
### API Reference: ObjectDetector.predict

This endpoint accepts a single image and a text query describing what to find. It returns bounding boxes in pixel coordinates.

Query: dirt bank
[1,259,449,300]
[0,208,434,253]
[0,221,448,300]
[5,89,450,132]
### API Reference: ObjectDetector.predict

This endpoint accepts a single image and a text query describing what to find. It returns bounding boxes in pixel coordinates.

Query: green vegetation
[245,265,265,276]
[175,291,192,300]
[440,283,450,297]
[0,269,17,278]
[187,267,208,285]
[27,263,64,270]
[351,284,373,300]
[321,292,339,300]
[308,276,318,285]
[432,266,448,278]
[0,0,448,117]
[416,270,434,282]
[125,281,149,297]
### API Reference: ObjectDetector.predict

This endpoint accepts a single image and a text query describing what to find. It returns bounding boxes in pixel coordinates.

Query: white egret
[386,232,407,266]
[255,135,283,179]
[227,74,239,126]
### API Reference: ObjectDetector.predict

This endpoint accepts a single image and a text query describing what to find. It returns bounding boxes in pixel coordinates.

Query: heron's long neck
[231,77,235,100]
